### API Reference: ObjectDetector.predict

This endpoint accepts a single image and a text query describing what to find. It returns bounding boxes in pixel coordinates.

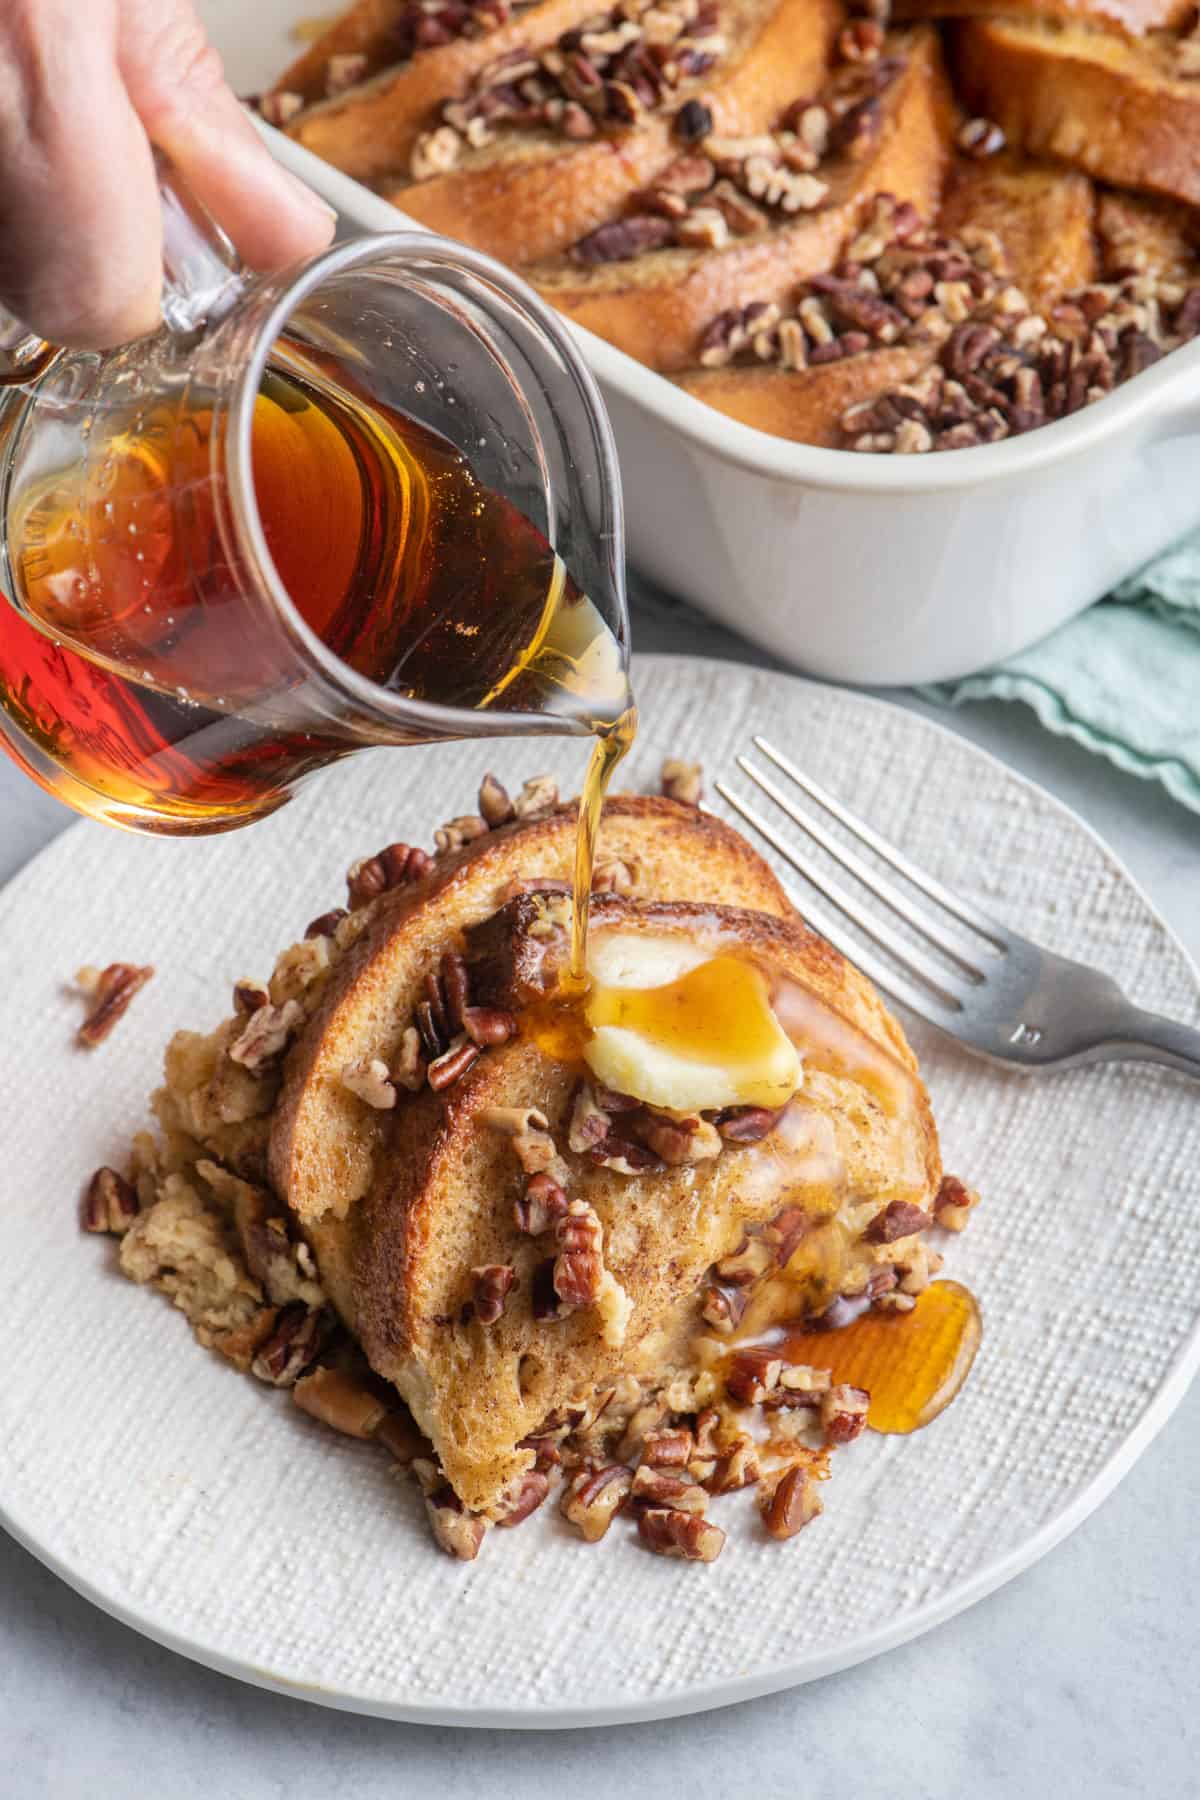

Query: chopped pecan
[250,1304,328,1387]
[82,1166,139,1235]
[561,1463,633,1541]
[760,1462,823,1539]
[76,962,154,1048]
[958,116,1005,159]
[340,1057,397,1110]
[572,213,675,265]
[304,908,348,940]
[640,1426,694,1469]
[763,1363,831,1408]
[410,124,462,180]
[820,1383,870,1443]
[514,1171,570,1234]
[513,774,560,819]
[712,1235,774,1286]
[706,1433,762,1494]
[725,1347,782,1404]
[461,1005,517,1046]
[259,90,303,127]
[638,1507,725,1562]
[325,51,367,94]
[762,1205,810,1264]
[424,1483,487,1560]
[674,97,713,143]
[553,1201,605,1310]
[228,998,303,1071]
[471,1263,515,1324]
[660,757,703,804]
[933,1173,979,1231]
[590,1136,664,1175]
[496,1469,551,1527]
[434,813,489,855]
[863,1199,932,1244]
[699,1280,747,1333]
[292,1365,390,1439]
[591,857,638,897]
[631,1465,708,1512]
[637,1113,722,1166]
[426,1035,481,1092]
[838,18,883,60]
[390,1026,426,1092]
[233,978,269,1014]
[440,951,471,1033]
[568,1081,611,1151]
[713,1104,784,1142]
[477,772,515,827]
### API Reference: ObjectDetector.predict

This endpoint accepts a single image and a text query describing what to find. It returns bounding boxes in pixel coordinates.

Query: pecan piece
[863,1199,931,1244]
[496,1469,551,1527]
[76,962,154,1048]
[82,1166,139,1235]
[427,1035,481,1091]
[659,757,702,805]
[424,1482,487,1560]
[434,813,489,855]
[553,1201,605,1310]
[638,1507,725,1562]
[674,97,713,143]
[706,1433,762,1494]
[461,1005,517,1046]
[233,978,269,1014]
[292,1365,390,1439]
[513,774,560,819]
[637,1113,721,1166]
[572,214,675,265]
[514,1171,570,1234]
[477,772,515,827]
[820,1383,870,1443]
[471,1263,515,1324]
[631,1464,709,1513]
[641,1425,695,1468]
[714,1104,784,1143]
[304,908,348,940]
[440,950,471,1033]
[760,1462,823,1539]
[340,1057,397,1110]
[725,1347,782,1403]
[713,1235,774,1286]
[228,998,303,1071]
[390,1025,426,1092]
[699,1281,747,1334]
[561,1463,633,1541]
[250,1304,328,1387]
[932,1173,979,1232]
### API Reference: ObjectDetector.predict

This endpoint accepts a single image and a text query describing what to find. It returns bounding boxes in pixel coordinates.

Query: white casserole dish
[265,125,1200,687]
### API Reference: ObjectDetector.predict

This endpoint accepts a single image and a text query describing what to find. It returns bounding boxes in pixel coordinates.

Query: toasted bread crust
[530,28,954,372]
[270,797,792,1226]
[286,0,606,181]
[385,0,841,266]
[273,0,421,108]
[954,19,1200,208]
[674,345,936,440]
[938,154,1097,305]
[895,0,1190,38]
[349,900,940,1511]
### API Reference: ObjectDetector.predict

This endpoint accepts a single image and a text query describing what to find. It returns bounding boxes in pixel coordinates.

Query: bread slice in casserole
[359,0,840,268]
[894,0,1190,38]
[938,154,1097,307]
[953,18,1200,208]
[528,27,954,372]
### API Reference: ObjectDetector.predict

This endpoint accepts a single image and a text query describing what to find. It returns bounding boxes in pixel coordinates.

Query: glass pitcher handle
[0,155,243,387]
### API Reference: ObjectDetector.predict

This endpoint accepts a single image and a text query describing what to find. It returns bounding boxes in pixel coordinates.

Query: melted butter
[765,1280,982,1434]
[583,954,800,1111]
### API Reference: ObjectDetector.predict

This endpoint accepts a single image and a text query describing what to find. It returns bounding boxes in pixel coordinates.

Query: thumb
[120,1,335,273]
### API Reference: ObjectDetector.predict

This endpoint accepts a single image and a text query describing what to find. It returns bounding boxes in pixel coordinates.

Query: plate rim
[3,655,1198,1729]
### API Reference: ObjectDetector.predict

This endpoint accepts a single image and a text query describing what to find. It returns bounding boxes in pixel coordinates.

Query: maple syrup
[0,338,635,973]
[773,1279,982,1434]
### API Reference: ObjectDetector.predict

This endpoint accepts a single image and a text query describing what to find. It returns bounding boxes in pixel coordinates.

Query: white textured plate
[2,657,1199,1728]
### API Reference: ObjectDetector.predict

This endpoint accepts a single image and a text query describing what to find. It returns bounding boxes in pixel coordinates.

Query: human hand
[0,0,335,349]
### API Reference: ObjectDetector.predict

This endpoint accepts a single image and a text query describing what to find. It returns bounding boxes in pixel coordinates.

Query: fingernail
[280,168,337,230]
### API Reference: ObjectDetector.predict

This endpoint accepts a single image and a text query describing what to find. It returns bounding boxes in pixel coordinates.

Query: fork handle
[1100,1007,1200,1080]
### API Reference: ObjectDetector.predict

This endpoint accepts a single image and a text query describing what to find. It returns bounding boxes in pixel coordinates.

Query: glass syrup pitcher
[0,165,633,836]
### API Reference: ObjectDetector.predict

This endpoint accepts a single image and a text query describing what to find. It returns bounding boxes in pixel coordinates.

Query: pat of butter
[582,934,800,1112]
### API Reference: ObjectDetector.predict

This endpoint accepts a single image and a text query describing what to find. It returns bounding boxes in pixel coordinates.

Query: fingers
[0,0,162,347]
[120,0,335,273]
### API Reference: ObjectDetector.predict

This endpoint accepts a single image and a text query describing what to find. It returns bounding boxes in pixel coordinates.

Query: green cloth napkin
[921,530,1200,815]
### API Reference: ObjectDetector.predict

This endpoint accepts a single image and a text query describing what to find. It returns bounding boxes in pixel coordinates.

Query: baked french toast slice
[529,27,953,372]
[270,794,792,1228]
[337,894,940,1515]
[954,19,1200,208]
[1096,187,1200,280]
[280,0,606,176]
[376,0,841,267]
[894,0,1190,37]
[674,159,1096,443]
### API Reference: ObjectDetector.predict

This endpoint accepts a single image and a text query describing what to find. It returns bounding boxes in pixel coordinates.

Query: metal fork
[715,736,1200,1078]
